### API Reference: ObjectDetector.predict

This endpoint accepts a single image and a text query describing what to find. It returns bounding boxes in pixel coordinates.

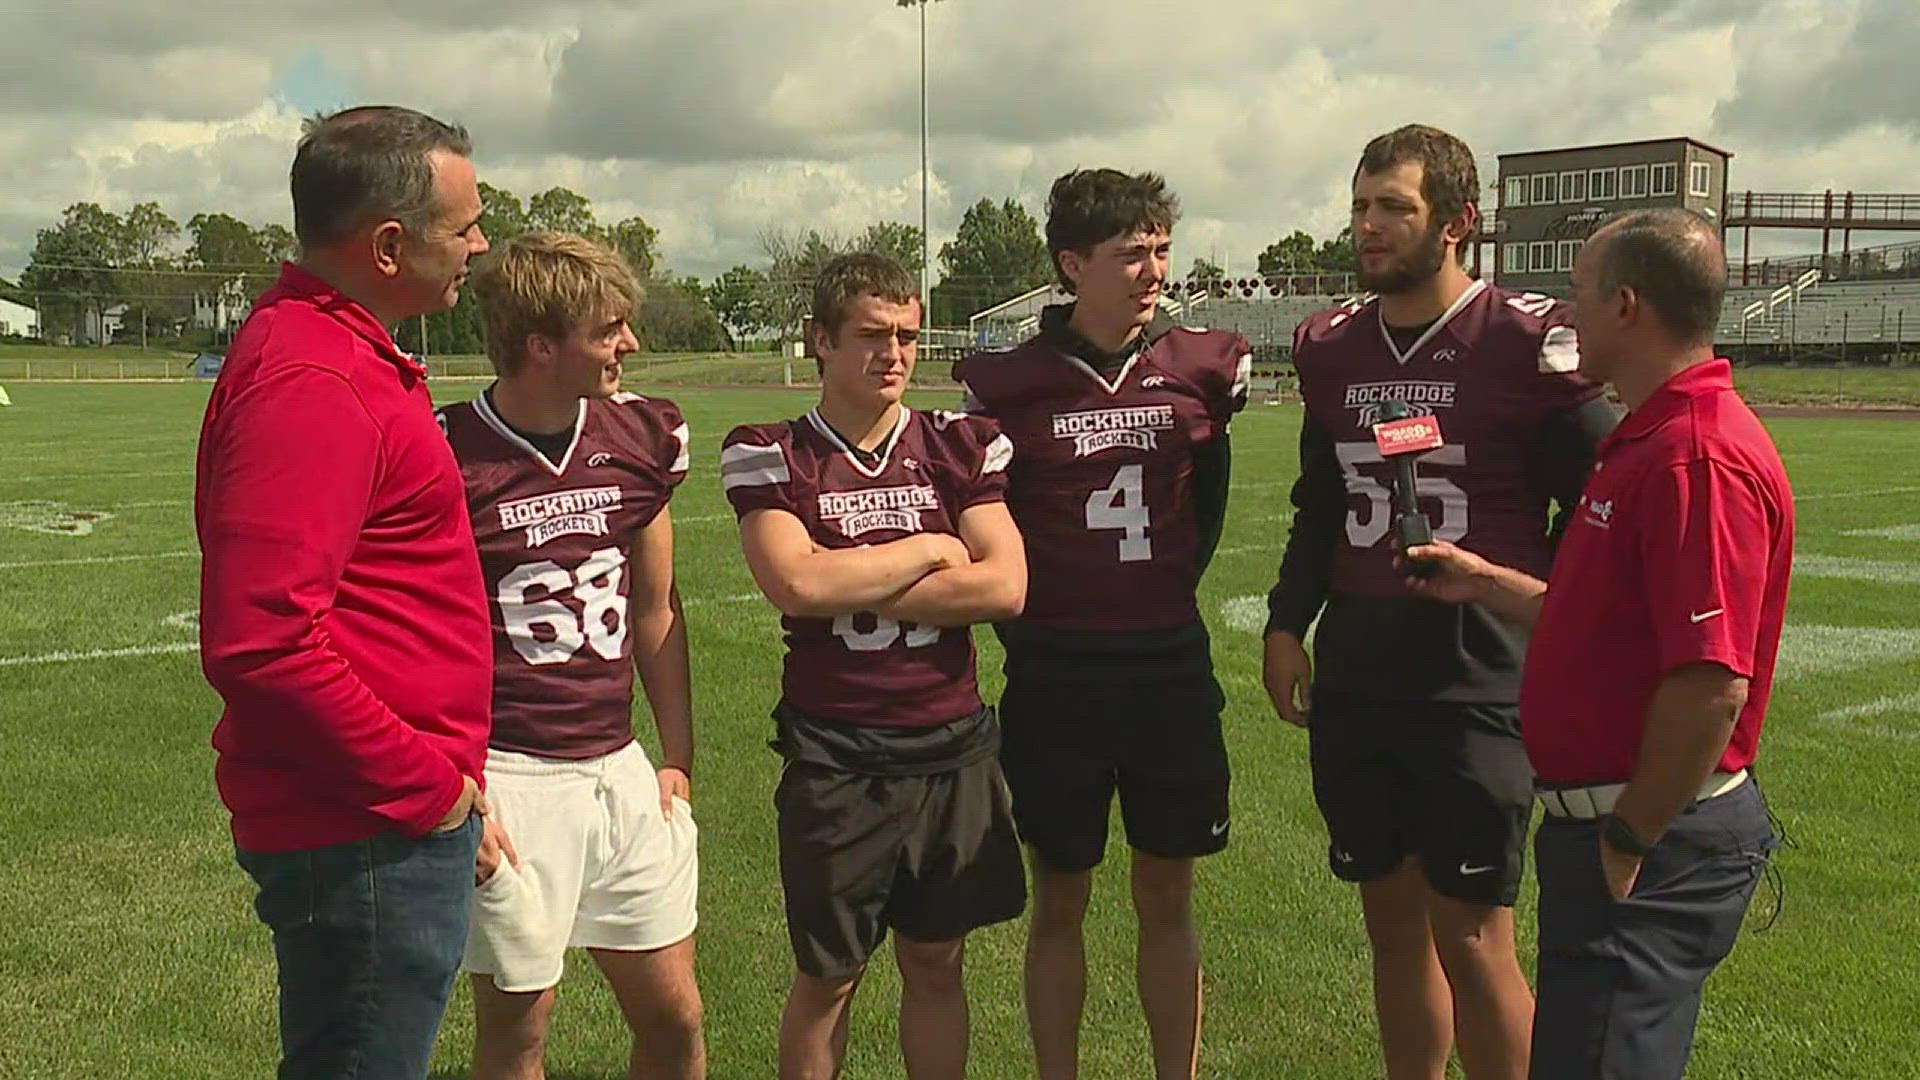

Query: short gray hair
[1592,208,1728,346]
[291,105,473,247]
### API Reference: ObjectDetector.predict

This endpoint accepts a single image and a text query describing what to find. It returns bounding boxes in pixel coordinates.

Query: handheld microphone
[1373,400,1444,577]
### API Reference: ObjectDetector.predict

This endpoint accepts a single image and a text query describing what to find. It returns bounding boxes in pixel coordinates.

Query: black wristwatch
[1599,813,1655,857]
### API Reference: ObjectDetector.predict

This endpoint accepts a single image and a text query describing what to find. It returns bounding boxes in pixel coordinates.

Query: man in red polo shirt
[1403,208,1791,1079]
[197,106,494,1079]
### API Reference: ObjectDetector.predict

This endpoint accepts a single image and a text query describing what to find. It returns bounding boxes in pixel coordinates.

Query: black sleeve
[1265,412,1343,637]
[1192,433,1231,576]
[1534,394,1621,547]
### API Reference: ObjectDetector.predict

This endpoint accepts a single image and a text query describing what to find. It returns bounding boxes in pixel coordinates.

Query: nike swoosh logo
[1210,820,1230,837]
[1690,608,1725,624]
[1459,863,1496,876]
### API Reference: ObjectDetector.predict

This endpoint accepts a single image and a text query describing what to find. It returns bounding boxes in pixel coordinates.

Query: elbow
[200,637,294,702]
[989,572,1027,621]
[1717,676,1751,721]
[768,575,832,619]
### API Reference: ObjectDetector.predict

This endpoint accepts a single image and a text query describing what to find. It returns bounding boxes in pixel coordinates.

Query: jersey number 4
[1086,464,1152,562]
[1334,443,1469,547]
[497,547,627,665]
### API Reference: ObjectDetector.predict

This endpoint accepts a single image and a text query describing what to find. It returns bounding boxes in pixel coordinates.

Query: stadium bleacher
[1720,276,1920,350]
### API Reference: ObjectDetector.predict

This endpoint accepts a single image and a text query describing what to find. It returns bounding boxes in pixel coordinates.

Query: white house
[193,276,252,334]
[0,296,37,338]
[78,303,127,345]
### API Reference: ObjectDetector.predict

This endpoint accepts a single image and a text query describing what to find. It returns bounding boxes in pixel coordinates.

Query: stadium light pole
[898,0,941,313]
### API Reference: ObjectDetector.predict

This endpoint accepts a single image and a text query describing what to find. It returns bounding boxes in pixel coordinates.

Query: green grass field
[3,382,1919,1078]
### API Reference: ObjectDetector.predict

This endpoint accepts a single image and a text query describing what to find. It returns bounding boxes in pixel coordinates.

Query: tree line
[4,188,1357,353]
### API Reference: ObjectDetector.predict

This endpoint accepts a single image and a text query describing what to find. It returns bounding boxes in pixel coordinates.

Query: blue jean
[236,814,480,1080]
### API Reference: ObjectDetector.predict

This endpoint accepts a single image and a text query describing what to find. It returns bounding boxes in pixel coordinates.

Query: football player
[1262,125,1619,1080]
[440,232,703,1079]
[954,169,1250,1080]
[723,253,1028,1080]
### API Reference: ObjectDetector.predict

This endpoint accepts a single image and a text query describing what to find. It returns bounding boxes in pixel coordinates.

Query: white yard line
[1793,554,1920,586]
[1811,693,1920,743]
[4,469,193,484]
[0,550,196,571]
[1796,485,1920,502]
[1815,692,1920,724]
[1841,524,1920,541]
[683,592,762,607]
[0,642,197,668]
[1216,595,1269,634]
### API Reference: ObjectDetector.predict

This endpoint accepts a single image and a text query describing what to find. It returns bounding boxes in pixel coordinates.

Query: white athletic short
[464,741,699,993]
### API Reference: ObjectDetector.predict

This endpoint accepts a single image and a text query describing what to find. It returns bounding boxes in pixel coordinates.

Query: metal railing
[1727,191,1920,227]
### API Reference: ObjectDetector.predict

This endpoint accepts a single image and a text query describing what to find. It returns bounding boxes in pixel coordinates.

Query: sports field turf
[3,380,1917,1077]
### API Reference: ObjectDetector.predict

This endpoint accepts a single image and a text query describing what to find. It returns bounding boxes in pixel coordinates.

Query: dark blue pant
[1531,779,1776,1080]
[236,814,481,1080]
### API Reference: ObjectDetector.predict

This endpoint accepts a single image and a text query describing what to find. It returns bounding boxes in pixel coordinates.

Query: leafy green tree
[20,203,126,340]
[929,197,1050,324]
[707,265,771,339]
[477,182,531,243]
[1256,230,1318,277]
[853,221,924,275]
[527,187,596,235]
[600,216,660,281]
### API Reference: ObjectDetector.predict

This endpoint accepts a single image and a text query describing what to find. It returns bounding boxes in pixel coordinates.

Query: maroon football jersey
[721,408,1012,728]
[954,322,1250,632]
[1295,280,1599,594]
[440,390,689,759]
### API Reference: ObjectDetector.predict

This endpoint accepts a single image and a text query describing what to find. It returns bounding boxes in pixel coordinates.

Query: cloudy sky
[1,0,1914,284]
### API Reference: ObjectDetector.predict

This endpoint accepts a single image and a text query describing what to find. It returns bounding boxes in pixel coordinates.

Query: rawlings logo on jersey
[498,486,623,547]
[818,485,940,538]
[1343,381,1456,427]
[1051,404,1177,456]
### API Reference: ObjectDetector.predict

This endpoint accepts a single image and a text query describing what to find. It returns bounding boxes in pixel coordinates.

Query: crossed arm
[738,501,1026,626]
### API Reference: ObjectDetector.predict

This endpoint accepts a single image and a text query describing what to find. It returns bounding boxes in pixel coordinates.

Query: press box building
[1491,137,1732,295]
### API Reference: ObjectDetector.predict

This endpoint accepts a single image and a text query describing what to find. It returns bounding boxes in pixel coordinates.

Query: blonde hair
[472,231,642,376]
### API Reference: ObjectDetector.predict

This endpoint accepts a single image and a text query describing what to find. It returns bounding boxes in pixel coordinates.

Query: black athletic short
[1307,691,1533,906]
[771,705,1026,980]
[996,627,1230,874]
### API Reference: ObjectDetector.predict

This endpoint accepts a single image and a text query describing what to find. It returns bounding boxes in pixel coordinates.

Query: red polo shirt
[196,263,493,852]
[1521,360,1793,786]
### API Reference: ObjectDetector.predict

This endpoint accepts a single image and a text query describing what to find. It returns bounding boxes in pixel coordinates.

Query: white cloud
[2,0,1918,286]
